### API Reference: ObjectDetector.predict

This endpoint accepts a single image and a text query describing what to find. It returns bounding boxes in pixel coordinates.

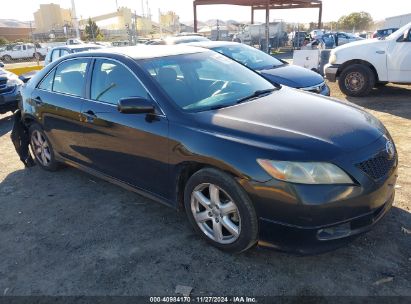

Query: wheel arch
[337,59,379,82]
[175,161,244,211]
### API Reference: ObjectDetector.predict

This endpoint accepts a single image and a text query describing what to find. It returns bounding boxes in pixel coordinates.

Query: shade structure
[193,0,323,51]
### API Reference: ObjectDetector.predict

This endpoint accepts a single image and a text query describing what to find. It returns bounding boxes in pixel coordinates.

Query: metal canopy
[193,0,323,38]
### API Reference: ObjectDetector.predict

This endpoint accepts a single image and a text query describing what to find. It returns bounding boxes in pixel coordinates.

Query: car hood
[258,64,324,89]
[196,87,385,160]
[335,38,387,52]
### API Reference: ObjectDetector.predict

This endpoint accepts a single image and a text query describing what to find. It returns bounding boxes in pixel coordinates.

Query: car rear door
[31,58,91,162]
[79,57,170,198]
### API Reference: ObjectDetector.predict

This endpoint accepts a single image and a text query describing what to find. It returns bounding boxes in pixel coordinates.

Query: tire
[33,52,41,60]
[29,123,60,171]
[3,55,12,63]
[338,64,375,97]
[184,168,258,253]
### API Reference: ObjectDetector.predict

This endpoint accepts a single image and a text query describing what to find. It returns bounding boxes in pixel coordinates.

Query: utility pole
[216,19,220,41]
[71,0,80,39]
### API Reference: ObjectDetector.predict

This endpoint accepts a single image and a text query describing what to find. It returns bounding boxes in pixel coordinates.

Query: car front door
[387,28,411,82]
[32,58,90,162]
[80,58,170,198]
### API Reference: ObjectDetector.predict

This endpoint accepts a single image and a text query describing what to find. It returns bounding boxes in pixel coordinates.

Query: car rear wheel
[184,168,258,253]
[2,55,12,63]
[29,124,60,171]
[338,64,375,97]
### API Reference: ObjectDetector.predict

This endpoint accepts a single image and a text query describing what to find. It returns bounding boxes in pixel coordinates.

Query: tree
[0,37,8,45]
[338,12,373,31]
[85,18,103,41]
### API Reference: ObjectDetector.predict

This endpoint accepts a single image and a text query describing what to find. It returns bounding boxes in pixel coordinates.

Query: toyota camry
[19,46,397,253]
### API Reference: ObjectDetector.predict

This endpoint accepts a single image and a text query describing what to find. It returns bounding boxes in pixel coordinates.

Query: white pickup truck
[325,22,411,96]
[0,43,48,62]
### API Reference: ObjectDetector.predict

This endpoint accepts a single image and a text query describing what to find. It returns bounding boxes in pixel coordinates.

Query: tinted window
[51,50,60,62]
[91,59,148,104]
[38,70,55,91]
[53,59,88,97]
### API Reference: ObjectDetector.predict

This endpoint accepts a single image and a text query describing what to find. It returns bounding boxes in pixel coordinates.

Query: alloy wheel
[30,130,51,166]
[190,183,241,244]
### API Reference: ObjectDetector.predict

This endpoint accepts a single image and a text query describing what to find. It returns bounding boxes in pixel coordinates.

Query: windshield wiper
[235,88,276,104]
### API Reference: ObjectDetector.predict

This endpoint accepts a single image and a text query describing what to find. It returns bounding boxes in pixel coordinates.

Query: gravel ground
[0,82,410,296]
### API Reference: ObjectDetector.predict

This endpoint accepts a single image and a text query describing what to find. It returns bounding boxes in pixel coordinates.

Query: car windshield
[211,44,284,70]
[139,51,275,112]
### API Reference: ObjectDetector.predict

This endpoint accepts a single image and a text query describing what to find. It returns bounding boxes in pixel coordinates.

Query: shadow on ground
[0,113,13,137]
[0,166,410,296]
[347,85,411,120]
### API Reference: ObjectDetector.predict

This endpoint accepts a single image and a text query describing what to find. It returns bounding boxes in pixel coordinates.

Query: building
[33,3,72,34]
[159,11,180,33]
[0,19,33,41]
[384,13,411,28]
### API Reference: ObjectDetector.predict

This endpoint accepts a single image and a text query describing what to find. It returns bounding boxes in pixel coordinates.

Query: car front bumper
[243,135,398,254]
[324,63,340,82]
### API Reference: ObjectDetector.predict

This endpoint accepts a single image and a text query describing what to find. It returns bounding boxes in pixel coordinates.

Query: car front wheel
[184,168,258,253]
[338,64,375,97]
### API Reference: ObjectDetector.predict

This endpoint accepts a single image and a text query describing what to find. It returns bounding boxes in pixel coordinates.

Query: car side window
[53,59,89,97]
[51,50,60,62]
[90,59,148,105]
[38,70,55,91]
[60,49,70,56]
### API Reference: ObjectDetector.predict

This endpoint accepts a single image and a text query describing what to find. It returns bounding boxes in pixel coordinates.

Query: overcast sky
[0,0,410,23]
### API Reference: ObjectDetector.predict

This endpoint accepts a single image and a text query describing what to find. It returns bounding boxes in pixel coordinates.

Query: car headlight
[257,159,354,184]
[329,53,337,64]
[6,74,23,86]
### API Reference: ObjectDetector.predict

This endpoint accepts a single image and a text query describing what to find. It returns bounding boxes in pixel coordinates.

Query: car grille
[356,151,396,180]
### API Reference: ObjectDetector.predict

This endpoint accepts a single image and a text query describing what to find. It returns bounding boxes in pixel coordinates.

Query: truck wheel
[34,52,42,60]
[338,64,375,97]
[3,55,12,63]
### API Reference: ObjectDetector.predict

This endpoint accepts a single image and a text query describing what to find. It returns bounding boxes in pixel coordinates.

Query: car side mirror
[117,97,155,114]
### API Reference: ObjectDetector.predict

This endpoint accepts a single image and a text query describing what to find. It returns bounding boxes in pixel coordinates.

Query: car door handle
[376,50,385,54]
[83,110,97,123]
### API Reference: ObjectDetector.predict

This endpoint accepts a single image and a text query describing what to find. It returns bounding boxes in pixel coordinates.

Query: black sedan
[189,41,330,96]
[20,46,397,253]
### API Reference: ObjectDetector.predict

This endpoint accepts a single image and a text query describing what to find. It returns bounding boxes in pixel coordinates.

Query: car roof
[186,41,242,49]
[84,45,208,59]
[52,44,103,50]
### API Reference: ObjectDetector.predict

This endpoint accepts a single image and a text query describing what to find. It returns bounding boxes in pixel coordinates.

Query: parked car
[20,45,397,253]
[373,28,399,39]
[189,41,330,95]
[288,31,308,47]
[44,44,104,66]
[325,22,411,96]
[0,43,48,62]
[148,35,210,45]
[335,32,364,46]
[0,63,22,114]
[310,29,324,39]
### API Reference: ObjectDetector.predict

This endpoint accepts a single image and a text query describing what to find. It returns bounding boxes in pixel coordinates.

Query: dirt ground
[0,82,410,296]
